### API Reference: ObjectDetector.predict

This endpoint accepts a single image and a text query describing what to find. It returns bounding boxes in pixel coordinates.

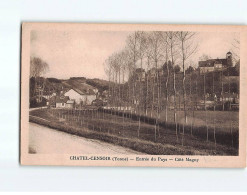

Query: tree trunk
[221,70,224,111]
[165,61,169,123]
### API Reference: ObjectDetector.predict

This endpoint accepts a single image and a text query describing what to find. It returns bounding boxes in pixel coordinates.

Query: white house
[64,88,96,105]
[66,99,75,108]
[199,52,233,74]
[55,96,70,108]
[52,95,76,109]
[43,92,56,100]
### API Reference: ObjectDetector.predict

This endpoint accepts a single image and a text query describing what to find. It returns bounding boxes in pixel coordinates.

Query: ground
[29,108,239,156]
[29,122,142,154]
[159,110,239,132]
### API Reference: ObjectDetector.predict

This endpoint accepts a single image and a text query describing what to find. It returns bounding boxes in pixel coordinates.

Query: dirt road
[29,122,142,155]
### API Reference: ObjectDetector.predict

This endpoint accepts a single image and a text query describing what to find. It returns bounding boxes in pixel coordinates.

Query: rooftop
[55,96,69,103]
[199,59,227,67]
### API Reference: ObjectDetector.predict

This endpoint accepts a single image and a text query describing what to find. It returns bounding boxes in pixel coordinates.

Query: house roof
[55,96,69,103]
[72,87,96,95]
[199,59,227,67]
[72,88,85,95]
[66,100,75,104]
[62,78,97,95]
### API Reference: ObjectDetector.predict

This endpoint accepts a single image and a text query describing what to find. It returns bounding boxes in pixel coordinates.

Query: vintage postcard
[21,23,246,167]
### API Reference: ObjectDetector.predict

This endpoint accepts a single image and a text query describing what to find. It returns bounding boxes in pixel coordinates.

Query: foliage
[30,56,49,78]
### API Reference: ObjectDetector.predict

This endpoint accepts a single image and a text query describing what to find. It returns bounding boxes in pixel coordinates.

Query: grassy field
[109,108,239,132]
[29,108,238,156]
[159,110,239,132]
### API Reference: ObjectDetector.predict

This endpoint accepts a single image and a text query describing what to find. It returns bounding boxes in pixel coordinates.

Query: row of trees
[104,31,240,145]
[105,31,197,137]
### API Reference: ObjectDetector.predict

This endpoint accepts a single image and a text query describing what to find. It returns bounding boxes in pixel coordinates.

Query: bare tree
[160,33,171,123]
[126,32,139,115]
[30,56,49,97]
[106,53,119,109]
[104,59,112,109]
[144,51,152,117]
[30,56,49,78]
[167,32,179,140]
[177,31,197,124]
[125,49,135,116]
[146,31,164,140]
[230,35,240,63]
[199,54,211,61]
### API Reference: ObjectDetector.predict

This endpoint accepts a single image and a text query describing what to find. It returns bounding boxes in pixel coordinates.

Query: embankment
[29,115,209,155]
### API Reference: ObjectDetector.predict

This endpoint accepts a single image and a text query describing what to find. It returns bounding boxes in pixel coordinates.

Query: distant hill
[47,77,61,83]
[41,77,112,95]
[86,78,111,92]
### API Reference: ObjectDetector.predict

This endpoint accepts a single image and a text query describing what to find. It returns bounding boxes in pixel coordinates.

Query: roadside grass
[99,108,239,149]
[29,109,238,155]
[159,110,239,131]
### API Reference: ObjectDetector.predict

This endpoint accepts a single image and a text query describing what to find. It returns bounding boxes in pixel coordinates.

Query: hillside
[86,78,111,92]
[43,77,111,95]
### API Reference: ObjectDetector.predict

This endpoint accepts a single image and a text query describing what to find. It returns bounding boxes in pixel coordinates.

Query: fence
[45,107,238,155]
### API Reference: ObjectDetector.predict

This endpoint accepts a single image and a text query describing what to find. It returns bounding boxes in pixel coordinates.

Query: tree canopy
[30,56,49,78]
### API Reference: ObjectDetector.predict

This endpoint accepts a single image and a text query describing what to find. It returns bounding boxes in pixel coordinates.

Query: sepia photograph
[20,23,246,167]
[2,0,247,192]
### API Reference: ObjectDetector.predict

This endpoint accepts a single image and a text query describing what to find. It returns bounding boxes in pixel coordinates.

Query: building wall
[81,95,96,105]
[43,93,56,100]
[56,102,66,108]
[214,63,223,69]
[65,103,74,108]
[64,89,83,104]
[199,67,214,73]
[64,89,96,105]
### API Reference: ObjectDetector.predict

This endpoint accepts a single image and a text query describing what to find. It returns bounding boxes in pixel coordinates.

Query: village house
[43,91,56,101]
[66,99,76,108]
[48,95,75,108]
[199,51,233,74]
[54,96,75,109]
[64,88,97,105]
[220,93,239,104]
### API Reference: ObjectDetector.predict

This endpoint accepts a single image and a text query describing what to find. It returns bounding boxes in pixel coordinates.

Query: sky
[194,32,239,63]
[31,30,131,80]
[31,30,239,80]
